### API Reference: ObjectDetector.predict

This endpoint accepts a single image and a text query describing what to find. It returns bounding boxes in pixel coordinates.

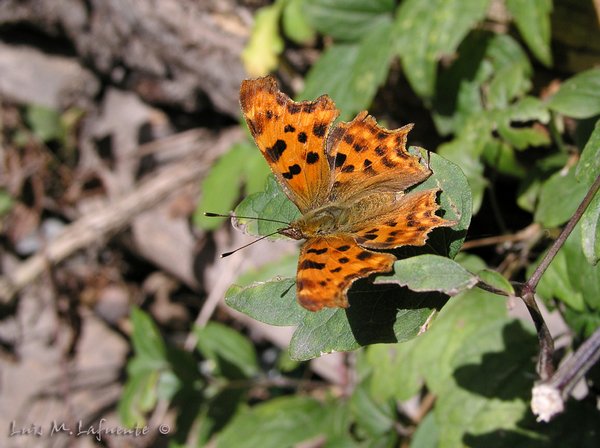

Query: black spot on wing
[343,134,354,145]
[307,247,328,255]
[313,123,327,137]
[306,152,319,164]
[381,156,396,168]
[341,165,354,173]
[330,267,342,273]
[284,124,295,133]
[266,139,287,162]
[353,143,365,152]
[335,153,347,167]
[282,164,302,179]
[338,257,350,264]
[298,132,307,143]
[336,245,350,251]
[357,251,372,260]
[247,119,262,136]
[299,260,326,270]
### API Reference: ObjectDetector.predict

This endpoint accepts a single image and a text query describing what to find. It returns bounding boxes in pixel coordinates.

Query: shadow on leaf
[346,280,448,345]
[453,321,537,401]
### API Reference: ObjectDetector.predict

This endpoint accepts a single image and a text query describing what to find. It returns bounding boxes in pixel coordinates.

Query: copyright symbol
[158,424,170,435]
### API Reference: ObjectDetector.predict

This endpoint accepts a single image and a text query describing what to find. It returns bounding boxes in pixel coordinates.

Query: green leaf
[195,141,269,230]
[437,115,490,213]
[535,165,592,227]
[365,289,538,447]
[119,307,170,427]
[215,396,333,448]
[494,96,551,150]
[581,191,600,265]
[405,148,472,258]
[301,22,396,120]
[411,412,439,448]
[395,0,491,98]
[506,0,552,66]
[366,339,423,402]
[433,33,532,136]
[378,254,478,295]
[226,278,307,326]
[234,175,301,238]
[434,318,536,448]
[576,119,600,185]
[130,307,167,362]
[547,68,600,119]
[350,382,396,439]
[118,369,160,427]
[410,289,508,393]
[482,140,526,178]
[242,1,285,76]
[534,223,600,319]
[290,289,446,361]
[455,252,488,273]
[302,0,395,42]
[476,269,515,296]
[25,104,65,142]
[195,322,259,379]
[282,0,316,44]
[0,189,14,216]
[535,246,585,312]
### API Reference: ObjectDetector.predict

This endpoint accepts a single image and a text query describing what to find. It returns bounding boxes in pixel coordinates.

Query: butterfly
[240,76,455,311]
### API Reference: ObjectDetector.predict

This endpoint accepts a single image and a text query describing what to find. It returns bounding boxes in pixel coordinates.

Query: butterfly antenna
[221,229,283,258]
[204,212,289,225]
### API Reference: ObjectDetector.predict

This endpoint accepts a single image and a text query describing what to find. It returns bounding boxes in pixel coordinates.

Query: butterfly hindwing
[296,235,396,311]
[351,189,455,249]
[240,76,339,213]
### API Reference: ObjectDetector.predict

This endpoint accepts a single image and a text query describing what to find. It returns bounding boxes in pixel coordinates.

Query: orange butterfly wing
[240,76,338,213]
[296,236,395,311]
[326,111,431,202]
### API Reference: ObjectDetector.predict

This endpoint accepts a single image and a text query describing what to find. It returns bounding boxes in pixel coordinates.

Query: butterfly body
[240,76,455,311]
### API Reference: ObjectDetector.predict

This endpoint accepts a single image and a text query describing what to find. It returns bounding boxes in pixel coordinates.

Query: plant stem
[528,173,600,290]
[521,173,600,381]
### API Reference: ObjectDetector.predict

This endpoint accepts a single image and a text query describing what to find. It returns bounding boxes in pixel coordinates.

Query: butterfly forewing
[325,112,431,203]
[240,77,338,213]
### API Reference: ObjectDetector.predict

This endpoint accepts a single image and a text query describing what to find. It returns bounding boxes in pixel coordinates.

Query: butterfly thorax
[280,204,350,240]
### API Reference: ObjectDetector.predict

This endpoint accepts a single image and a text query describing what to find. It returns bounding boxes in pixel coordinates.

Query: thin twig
[518,173,600,380]
[461,223,541,250]
[528,173,600,290]
[517,173,600,417]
